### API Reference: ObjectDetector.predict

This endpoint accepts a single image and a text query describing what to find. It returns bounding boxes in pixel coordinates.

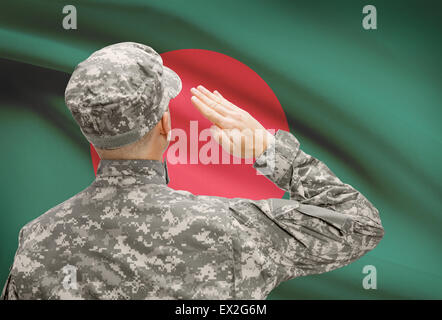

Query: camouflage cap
[65,42,181,150]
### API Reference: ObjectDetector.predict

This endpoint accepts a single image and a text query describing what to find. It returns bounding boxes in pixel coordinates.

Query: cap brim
[163,66,182,99]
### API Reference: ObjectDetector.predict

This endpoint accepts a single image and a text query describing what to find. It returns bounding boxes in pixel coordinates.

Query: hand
[190,85,274,159]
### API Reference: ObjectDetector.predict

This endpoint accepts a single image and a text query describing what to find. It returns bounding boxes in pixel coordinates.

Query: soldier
[1,42,384,300]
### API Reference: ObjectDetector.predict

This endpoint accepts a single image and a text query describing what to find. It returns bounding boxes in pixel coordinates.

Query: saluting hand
[190,85,274,159]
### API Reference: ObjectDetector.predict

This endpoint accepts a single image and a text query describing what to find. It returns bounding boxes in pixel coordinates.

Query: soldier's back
[9,160,239,299]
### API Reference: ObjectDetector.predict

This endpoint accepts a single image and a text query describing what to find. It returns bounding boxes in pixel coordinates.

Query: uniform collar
[95,158,169,185]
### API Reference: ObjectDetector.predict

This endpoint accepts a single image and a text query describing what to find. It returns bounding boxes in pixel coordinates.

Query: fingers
[213,90,223,98]
[196,85,222,103]
[190,87,232,116]
[213,90,237,111]
[197,85,241,112]
[190,85,250,129]
[190,96,228,127]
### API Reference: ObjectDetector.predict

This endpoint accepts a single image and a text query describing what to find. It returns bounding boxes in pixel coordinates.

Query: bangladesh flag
[0,0,441,299]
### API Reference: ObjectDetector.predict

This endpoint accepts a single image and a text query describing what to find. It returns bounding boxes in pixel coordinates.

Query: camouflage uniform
[1,43,384,300]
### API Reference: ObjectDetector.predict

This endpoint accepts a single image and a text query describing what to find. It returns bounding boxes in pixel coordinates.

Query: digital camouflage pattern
[1,129,384,299]
[64,42,182,150]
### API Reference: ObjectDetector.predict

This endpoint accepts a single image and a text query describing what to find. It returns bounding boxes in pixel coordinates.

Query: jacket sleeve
[1,273,18,300]
[227,129,384,285]
[1,228,24,300]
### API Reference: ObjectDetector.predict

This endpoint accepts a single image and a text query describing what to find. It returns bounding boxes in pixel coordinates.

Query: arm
[1,273,18,300]
[190,86,384,283]
[1,229,23,300]
[250,129,384,278]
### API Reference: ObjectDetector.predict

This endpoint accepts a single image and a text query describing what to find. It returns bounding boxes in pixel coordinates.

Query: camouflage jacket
[1,130,384,299]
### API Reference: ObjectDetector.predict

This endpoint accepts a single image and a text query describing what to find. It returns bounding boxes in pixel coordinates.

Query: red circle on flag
[90,49,289,200]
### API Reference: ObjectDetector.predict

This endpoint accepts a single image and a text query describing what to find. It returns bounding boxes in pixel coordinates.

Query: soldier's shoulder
[20,185,93,239]
[167,187,233,206]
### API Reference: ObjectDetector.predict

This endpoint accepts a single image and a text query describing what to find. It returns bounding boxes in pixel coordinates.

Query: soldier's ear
[159,110,171,137]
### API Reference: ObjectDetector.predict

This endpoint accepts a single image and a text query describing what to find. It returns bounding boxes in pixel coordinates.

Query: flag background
[0,0,441,299]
